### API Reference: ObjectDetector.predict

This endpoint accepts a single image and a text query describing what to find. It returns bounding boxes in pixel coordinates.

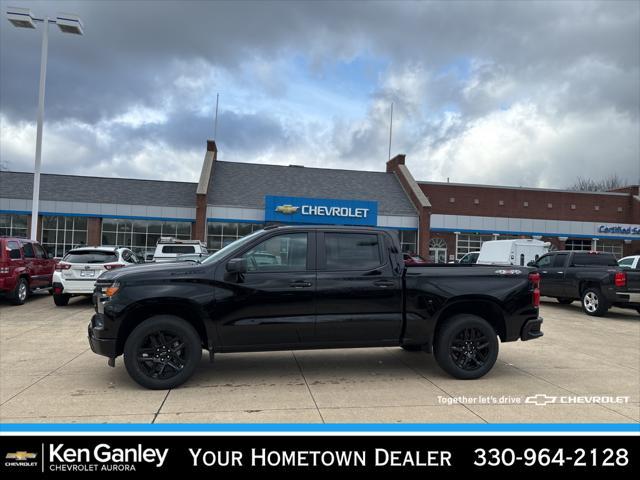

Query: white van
[152,237,208,263]
[476,239,550,267]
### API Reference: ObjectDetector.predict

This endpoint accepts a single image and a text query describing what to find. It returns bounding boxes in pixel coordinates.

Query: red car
[403,253,429,266]
[0,236,56,305]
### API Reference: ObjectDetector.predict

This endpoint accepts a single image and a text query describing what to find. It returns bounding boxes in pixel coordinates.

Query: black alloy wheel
[449,327,491,371]
[434,314,498,379]
[124,315,202,389]
[136,330,187,380]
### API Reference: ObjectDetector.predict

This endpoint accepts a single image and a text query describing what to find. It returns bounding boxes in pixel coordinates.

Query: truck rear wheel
[124,315,202,390]
[434,314,498,380]
[581,288,609,317]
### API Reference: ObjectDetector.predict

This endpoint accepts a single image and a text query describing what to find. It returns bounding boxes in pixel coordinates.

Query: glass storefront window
[207,222,263,251]
[0,214,28,238]
[596,240,623,259]
[456,234,494,260]
[40,215,88,257]
[565,239,592,251]
[101,218,193,258]
[399,230,417,254]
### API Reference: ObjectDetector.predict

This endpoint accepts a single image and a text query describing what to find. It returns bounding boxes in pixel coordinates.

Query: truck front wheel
[581,288,609,317]
[123,315,202,390]
[434,314,499,380]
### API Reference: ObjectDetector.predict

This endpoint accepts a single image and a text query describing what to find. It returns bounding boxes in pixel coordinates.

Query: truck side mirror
[226,258,247,274]
[527,261,536,267]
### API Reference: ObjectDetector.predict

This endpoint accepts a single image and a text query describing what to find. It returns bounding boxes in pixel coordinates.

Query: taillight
[615,271,626,288]
[529,272,541,307]
[528,272,540,288]
[55,262,71,271]
[103,263,124,270]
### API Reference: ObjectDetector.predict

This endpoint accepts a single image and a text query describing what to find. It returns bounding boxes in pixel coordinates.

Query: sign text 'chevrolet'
[265,196,378,226]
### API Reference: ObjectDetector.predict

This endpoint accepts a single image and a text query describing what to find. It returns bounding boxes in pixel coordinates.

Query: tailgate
[624,270,640,294]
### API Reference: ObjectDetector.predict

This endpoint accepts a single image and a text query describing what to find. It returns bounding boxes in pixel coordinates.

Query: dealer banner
[0,435,635,476]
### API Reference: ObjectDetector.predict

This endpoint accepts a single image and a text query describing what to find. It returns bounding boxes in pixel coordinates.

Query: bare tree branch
[568,174,624,192]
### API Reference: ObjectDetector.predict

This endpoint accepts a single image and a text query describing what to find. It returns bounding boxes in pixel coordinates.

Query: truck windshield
[201,229,265,265]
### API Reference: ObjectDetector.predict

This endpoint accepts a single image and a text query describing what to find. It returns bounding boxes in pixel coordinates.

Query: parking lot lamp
[5,7,83,240]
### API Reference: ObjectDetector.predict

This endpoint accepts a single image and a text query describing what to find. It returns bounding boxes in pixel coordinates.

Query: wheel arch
[433,299,507,344]
[116,300,210,355]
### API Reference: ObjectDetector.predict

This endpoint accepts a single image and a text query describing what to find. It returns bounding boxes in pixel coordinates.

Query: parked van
[476,239,550,267]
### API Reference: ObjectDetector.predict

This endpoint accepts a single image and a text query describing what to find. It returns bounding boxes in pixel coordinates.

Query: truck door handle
[289,281,312,288]
[374,280,395,288]
[541,271,548,274]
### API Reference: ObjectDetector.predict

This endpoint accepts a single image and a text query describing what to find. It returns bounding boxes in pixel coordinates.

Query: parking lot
[0,294,638,424]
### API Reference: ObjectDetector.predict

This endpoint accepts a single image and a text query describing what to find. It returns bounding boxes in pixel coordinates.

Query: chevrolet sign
[265,196,378,226]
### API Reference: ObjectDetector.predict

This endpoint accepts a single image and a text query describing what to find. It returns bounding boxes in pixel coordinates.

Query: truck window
[536,254,553,267]
[571,253,618,267]
[7,241,21,259]
[242,233,307,272]
[161,245,196,254]
[553,253,568,267]
[324,233,381,270]
[22,242,35,259]
[33,244,46,259]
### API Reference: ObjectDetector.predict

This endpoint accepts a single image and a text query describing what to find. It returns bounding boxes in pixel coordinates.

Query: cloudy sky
[1,0,639,188]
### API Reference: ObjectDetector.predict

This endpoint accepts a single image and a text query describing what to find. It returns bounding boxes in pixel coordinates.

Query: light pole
[6,7,83,240]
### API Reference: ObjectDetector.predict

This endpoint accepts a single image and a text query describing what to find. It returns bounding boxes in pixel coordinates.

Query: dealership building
[1,140,639,260]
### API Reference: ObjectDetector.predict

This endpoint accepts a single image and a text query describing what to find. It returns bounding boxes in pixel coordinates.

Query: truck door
[538,252,569,298]
[214,231,316,349]
[314,231,402,344]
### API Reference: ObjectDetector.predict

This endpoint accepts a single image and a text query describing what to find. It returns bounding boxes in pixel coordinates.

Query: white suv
[52,247,142,306]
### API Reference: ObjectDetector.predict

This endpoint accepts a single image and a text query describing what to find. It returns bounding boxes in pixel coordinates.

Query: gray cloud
[1,0,638,188]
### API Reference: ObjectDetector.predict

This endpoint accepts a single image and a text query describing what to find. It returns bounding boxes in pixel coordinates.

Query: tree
[568,174,624,192]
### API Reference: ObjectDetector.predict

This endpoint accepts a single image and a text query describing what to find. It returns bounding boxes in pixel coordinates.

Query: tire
[434,314,499,380]
[10,277,29,305]
[401,344,423,352]
[581,287,609,317]
[124,315,202,390]
[53,294,71,306]
[557,297,574,305]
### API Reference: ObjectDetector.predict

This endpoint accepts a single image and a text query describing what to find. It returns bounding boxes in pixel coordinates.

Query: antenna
[388,102,393,160]
[213,93,219,141]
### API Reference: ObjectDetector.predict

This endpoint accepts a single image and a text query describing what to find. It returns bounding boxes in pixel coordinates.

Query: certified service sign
[265,195,378,226]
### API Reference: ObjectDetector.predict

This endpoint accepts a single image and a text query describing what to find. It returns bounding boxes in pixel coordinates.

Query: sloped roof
[0,171,197,207]
[208,161,416,215]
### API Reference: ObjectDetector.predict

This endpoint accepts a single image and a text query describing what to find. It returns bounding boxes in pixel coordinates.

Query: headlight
[105,282,120,297]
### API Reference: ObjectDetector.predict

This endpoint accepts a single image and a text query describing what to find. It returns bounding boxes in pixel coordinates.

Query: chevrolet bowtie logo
[525,394,557,406]
[275,205,299,214]
[6,451,37,461]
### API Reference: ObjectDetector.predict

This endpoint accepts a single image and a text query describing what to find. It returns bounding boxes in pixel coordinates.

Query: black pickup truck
[530,250,640,317]
[88,225,543,389]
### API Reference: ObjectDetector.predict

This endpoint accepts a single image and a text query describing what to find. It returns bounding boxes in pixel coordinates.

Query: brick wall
[420,183,635,223]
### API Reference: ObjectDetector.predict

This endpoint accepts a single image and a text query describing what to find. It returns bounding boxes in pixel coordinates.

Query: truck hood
[97,261,210,283]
